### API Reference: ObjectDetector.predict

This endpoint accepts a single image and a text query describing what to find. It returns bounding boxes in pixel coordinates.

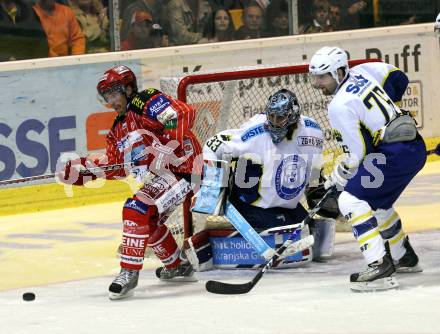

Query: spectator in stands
[264,0,288,37]
[336,0,369,30]
[121,10,162,50]
[152,22,170,47]
[1,0,29,23]
[208,1,248,10]
[33,0,86,57]
[199,7,235,43]
[166,0,213,45]
[234,1,264,40]
[299,0,332,34]
[329,2,341,31]
[376,0,440,27]
[120,0,169,42]
[68,0,109,53]
[0,0,48,60]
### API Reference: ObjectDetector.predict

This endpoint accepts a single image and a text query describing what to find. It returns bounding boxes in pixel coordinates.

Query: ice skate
[395,236,422,273]
[155,260,197,282]
[350,247,398,292]
[109,268,139,300]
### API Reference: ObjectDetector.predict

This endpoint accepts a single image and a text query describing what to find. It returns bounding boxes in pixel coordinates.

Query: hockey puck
[22,292,35,301]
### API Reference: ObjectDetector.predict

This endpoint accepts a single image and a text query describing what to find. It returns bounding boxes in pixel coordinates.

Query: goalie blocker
[188,160,336,271]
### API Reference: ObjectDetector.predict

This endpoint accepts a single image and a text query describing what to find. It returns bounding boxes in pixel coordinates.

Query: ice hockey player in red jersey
[58,65,202,300]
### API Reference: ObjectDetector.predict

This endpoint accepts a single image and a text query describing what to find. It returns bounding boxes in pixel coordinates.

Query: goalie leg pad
[279,235,315,259]
[310,218,336,261]
[207,227,312,268]
[183,230,213,272]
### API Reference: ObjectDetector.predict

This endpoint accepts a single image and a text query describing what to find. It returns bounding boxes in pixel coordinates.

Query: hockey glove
[58,157,98,186]
[305,184,341,219]
[324,163,353,191]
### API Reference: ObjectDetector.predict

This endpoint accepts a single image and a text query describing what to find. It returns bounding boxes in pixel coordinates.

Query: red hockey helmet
[97,65,138,98]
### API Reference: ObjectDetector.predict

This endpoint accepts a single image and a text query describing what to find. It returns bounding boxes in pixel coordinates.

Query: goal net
[158,59,378,247]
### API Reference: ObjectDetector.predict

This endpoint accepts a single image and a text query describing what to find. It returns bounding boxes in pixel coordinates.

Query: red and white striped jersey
[99,88,202,179]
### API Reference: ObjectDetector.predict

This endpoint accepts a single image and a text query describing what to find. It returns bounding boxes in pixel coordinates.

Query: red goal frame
[177,58,381,239]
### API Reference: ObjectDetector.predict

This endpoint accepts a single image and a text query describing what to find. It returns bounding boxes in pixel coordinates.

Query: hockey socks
[148,224,181,269]
[120,199,150,270]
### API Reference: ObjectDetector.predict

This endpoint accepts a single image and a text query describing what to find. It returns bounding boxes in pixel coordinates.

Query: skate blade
[396,264,423,273]
[108,289,134,300]
[350,276,399,292]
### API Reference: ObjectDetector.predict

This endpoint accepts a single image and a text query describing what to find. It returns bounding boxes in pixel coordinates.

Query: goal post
[159,58,381,242]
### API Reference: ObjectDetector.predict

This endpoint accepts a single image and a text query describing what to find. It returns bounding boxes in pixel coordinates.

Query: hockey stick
[224,201,276,260]
[0,160,148,187]
[427,143,440,156]
[205,188,337,295]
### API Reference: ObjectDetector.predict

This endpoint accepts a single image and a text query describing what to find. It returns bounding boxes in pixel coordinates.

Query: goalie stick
[205,188,337,295]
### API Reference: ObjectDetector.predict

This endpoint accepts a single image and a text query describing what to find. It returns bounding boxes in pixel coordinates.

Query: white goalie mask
[309,46,349,86]
[435,13,440,32]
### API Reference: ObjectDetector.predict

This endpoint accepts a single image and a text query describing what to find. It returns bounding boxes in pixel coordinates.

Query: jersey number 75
[363,86,399,123]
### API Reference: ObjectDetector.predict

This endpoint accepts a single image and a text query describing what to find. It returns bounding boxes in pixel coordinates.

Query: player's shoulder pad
[301,116,321,131]
[127,88,160,115]
[143,89,176,122]
[240,118,268,142]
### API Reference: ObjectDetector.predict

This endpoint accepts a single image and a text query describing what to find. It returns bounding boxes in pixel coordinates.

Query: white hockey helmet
[435,13,440,32]
[309,46,349,85]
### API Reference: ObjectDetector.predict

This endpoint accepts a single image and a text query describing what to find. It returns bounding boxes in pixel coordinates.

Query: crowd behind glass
[1,0,439,61]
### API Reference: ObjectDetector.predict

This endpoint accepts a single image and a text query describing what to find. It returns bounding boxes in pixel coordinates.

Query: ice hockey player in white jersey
[202,89,336,258]
[309,46,427,292]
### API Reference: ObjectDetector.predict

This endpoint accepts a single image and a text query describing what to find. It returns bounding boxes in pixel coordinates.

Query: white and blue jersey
[203,114,323,210]
[328,62,409,167]
[329,62,426,210]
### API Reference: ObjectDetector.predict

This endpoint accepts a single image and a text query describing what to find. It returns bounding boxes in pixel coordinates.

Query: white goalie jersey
[329,62,409,168]
[203,113,323,209]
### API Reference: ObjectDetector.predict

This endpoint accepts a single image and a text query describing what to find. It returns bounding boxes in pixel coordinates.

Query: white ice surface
[1,230,440,334]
